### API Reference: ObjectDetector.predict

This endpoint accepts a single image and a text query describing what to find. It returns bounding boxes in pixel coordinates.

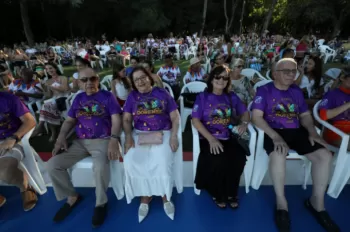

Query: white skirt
[124,130,175,204]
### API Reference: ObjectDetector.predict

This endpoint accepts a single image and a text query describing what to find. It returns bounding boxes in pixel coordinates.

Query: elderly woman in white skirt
[123,66,180,223]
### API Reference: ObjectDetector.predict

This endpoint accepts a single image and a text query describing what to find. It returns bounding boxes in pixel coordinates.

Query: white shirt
[157,66,181,85]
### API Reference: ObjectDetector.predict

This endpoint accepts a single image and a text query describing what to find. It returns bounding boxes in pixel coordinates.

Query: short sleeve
[298,91,309,114]
[319,91,333,110]
[231,93,247,115]
[176,67,181,77]
[123,92,135,114]
[184,72,191,81]
[106,93,122,115]
[191,93,204,119]
[68,95,79,118]
[10,95,29,118]
[165,91,178,113]
[251,86,267,112]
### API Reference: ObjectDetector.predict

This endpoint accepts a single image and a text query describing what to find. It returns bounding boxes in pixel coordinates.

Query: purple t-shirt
[251,82,308,129]
[68,90,122,139]
[192,92,247,140]
[0,92,30,139]
[123,87,178,131]
[319,88,350,122]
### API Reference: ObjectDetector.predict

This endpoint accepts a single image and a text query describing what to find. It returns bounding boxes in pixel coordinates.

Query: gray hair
[275,58,297,70]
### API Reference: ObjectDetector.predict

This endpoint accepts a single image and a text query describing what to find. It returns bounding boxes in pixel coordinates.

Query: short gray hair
[276,58,297,70]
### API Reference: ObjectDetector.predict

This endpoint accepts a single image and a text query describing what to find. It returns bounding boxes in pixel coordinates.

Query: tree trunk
[332,9,346,38]
[227,0,240,33]
[224,0,239,34]
[239,0,246,34]
[20,0,34,46]
[199,0,208,39]
[261,0,278,36]
[40,0,51,37]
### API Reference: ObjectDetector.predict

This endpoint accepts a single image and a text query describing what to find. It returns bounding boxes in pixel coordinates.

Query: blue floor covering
[0,185,349,232]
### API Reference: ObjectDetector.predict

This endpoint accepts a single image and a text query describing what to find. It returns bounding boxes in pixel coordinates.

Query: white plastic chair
[253,80,273,91]
[319,45,337,64]
[163,82,174,98]
[101,75,113,89]
[179,82,207,132]
[241,68,268,81]
[192,122,256,194]
[313,100,350,198]
[19,128,47,195]
[249,103,312,190]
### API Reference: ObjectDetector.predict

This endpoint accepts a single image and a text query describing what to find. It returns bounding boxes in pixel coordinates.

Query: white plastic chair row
[241,68,269,81]
[192,122,257,194]
[179,81,207,132]
[319,45,337,64]
[313,101,350,198]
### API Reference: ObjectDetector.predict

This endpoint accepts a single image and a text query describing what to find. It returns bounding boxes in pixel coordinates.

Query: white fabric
[123,130,183,204]
[8,81,42,103]
[325,68,341,79]
[114,82,129,100]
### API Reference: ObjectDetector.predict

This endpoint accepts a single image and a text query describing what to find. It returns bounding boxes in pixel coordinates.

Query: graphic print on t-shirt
[208,103,232,134]
[272,98,297,122]
[136,98,164,115]
[77,100,105,118]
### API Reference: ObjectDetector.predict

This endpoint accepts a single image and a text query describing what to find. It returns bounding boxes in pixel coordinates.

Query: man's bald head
[78,67,100,95]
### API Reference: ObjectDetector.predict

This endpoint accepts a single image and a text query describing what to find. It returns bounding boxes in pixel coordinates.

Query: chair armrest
[179,96,184,111]
[44,97,55,104]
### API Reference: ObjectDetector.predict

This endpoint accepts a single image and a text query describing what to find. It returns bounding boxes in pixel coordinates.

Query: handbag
[137,131,163,145]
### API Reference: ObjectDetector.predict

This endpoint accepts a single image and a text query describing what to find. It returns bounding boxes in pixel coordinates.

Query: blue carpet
[0,186,349,232]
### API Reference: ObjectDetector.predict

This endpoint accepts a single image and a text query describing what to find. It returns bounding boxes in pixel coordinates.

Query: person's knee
[46,156,61,173]
[309,148,332,164]
[0,159,20,182]
[93,159,109,174]
[269,151,287,163]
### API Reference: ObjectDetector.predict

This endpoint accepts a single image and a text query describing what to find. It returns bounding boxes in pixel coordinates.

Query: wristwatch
[241,121,249,125]
[8,135,20,143]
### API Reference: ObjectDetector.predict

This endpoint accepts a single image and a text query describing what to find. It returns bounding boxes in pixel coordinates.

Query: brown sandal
[21,187,38,212]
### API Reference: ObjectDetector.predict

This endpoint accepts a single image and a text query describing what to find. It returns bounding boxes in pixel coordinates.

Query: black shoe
[92,203,107,228]
[304,199,341,232]
[53,195,83,222]
[275,209,291,232]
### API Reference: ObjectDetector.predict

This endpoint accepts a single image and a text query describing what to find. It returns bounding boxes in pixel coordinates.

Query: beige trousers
[47,139,110,206]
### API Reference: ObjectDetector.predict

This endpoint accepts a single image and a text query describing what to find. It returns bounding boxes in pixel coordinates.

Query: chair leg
[327,156,350,198]
[251,150,269,190]
[244,155,254,193]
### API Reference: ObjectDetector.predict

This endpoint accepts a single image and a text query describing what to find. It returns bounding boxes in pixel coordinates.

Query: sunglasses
[79,76,98,83]
[214,75,230,81]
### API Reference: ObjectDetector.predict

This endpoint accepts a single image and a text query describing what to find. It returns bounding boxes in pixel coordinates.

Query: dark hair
[75,56,91,67]
[143,60,155,73]
[129,66,155,91]
[282,48,294,58]
[45,62,63,76]
[206,65,231,94]
[307,56,323,90]
[130,56,139,63]
[112,62,131,90]
[165,54,173,59]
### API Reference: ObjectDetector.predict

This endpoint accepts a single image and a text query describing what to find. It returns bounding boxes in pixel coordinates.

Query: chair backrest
[253,80,273,91]
[163,82,174,98]
[180,81,207,94]
[241,68,266,81]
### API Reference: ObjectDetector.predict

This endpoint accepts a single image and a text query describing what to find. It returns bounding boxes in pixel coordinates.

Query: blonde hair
[230,58,244,70]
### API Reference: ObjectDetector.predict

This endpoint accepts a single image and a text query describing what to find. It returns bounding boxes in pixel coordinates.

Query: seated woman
[229,58,255,105]
[111,63,131,107]
[123,66,180,222]
[319,68,350,148]
[184,57,207,83]
[192,65,249,208]
[32,62,69,142]
[8,68,43,105]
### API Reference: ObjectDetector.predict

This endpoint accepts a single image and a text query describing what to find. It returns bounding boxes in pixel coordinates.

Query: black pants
[195,137,246,201]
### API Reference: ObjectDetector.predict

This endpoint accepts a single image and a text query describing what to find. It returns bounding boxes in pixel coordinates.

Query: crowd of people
[0,32,349,232]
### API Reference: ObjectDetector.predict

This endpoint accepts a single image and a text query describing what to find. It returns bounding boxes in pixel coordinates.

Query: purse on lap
[137,131,164,145]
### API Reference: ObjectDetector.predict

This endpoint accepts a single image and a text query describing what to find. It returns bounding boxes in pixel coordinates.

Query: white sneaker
[138,203,149,223]
[163,201,175,220]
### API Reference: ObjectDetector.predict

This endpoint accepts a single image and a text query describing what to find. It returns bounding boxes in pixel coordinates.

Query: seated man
[251,58,340,232]
[0,92,37,211]
[47,68,122,228]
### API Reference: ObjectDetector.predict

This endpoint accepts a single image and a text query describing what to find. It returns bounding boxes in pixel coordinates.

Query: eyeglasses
[276,69,297,75]
[79,76,98,83]
[214,75,230,81]
[134,75,148,83]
